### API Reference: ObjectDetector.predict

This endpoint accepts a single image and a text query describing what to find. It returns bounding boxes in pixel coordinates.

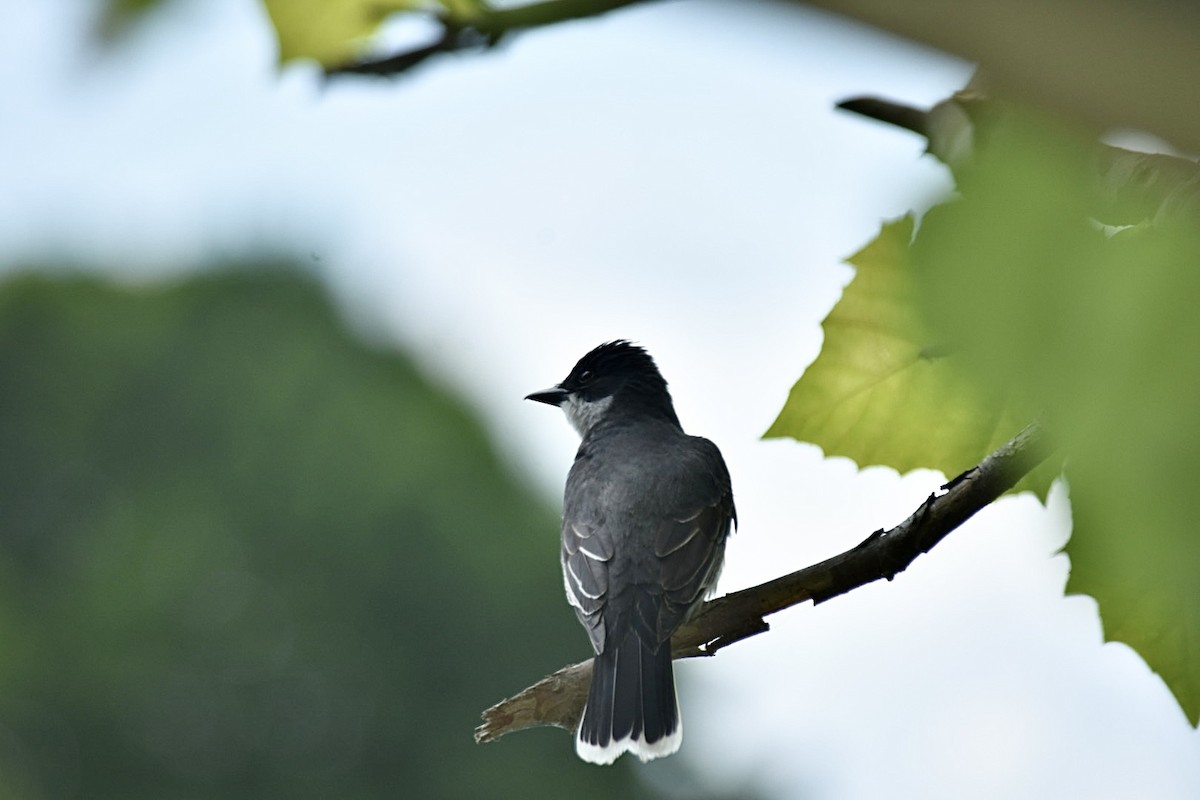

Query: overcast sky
[4,1,1198,797]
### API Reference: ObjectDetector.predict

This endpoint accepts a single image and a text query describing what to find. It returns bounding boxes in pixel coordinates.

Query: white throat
[562,394,613,437]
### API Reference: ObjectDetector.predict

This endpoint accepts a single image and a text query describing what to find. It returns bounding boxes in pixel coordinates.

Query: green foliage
[910,112,1200,726]
[765,216,1057,498]
[775,102,1200,727]
[0,269,659,797]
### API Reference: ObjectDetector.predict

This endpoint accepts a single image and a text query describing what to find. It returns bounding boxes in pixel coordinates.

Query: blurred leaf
[910,111,1200,726]
[0,268,672,798]
[261,0,484,66]
[1062,225,1200,727]
[262,0,415,65]
[766,216,1055,497]
[1069,479,1200,728]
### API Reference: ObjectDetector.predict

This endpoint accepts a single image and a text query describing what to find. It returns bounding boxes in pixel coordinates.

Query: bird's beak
[525,386,569,406]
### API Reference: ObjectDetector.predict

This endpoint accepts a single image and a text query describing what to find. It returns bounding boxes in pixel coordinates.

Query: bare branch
[475,421,1052,744]
[836,96,929,136]
[797,0,1200,154]
[838,93,1200,227]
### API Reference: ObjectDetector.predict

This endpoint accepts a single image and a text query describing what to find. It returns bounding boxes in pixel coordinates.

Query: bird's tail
[576,632,681,765]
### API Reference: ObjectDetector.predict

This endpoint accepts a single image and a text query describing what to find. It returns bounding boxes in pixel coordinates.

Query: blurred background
[2,1,1198,798]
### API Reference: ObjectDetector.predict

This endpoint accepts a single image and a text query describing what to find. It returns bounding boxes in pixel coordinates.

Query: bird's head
[526,340,680,437]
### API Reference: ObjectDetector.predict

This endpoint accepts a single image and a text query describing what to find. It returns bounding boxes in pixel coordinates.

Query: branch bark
[476,420,1052,743]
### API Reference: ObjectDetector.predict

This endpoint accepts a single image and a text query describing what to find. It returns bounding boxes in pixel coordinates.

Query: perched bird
[526,341,736,765]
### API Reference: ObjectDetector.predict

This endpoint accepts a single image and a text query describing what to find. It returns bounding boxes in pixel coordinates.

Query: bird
[526,340,736,765]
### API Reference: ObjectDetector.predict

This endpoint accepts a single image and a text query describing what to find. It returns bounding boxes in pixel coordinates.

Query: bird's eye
[578,370,593,384]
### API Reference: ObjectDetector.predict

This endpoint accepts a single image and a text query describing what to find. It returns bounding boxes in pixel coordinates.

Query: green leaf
[1068,479,1200,727]
[1062,225,1200,727]
[911,110,1200,726]
[766,216,1055,497]
[261,0,431,66]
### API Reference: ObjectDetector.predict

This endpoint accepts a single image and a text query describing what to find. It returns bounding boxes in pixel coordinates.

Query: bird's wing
[561,512,614,654]
[563,434,735,653]
[653,438,736,640]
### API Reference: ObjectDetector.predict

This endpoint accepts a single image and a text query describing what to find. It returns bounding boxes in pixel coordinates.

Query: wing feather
[562,430,735,654]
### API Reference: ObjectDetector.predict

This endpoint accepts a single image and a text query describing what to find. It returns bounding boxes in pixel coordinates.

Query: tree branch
[838,93,1200,227]
[794,0,1200,153]
[319,0,1200,154]
[326,0,652,78]
[475,420,1052,743]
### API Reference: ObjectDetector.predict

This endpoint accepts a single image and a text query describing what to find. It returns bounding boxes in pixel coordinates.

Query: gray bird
[526,341,736,764]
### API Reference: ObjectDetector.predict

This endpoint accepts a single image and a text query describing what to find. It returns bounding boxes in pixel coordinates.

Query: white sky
[4,1,1198,797]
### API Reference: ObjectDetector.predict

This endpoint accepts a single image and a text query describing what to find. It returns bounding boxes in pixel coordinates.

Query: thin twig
[326,0,650,78]
[837,93,1200,226]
